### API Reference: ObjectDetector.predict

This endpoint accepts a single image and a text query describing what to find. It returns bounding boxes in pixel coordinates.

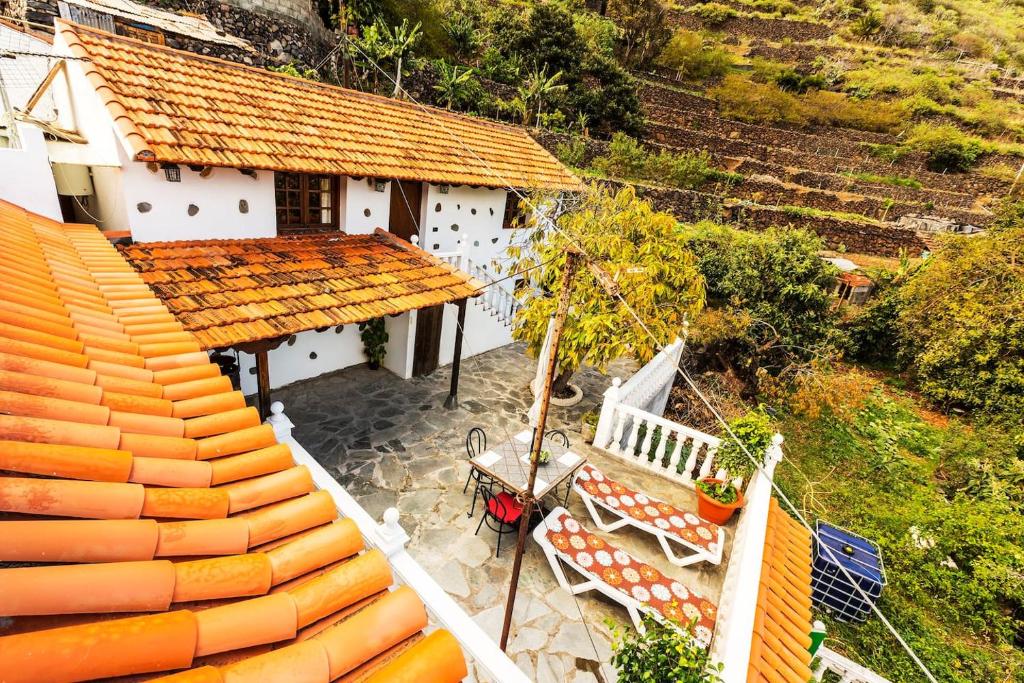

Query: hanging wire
[342,37,940,683]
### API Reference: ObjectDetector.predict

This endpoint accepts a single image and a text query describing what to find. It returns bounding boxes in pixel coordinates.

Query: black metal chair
[463,427,492,517]
[544,429,573,506]
[544,429,570,448]
[475,483,525,557]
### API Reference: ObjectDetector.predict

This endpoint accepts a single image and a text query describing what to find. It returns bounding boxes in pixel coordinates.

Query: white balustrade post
[410,234,420,247]
[265,401,294,441]
[594,377,621,449]
[455,238,466,270]
[376,507,410,557]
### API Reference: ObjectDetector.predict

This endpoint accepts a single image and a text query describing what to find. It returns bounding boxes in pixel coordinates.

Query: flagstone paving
[273,343,732,682]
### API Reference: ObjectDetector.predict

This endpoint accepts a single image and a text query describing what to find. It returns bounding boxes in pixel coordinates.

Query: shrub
[555,137,587,167]
[713,408,775,481]
[711,74,805,125]
[608,613,723,683]
[897,215,1024,420]
[593,133,725,189]
[680,224,840,388]
[690,2,738,26]
[906,123,983,172]
[655,30,734,81]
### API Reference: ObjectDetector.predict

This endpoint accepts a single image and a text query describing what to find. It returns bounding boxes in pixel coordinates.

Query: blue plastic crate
[811,521,886,623]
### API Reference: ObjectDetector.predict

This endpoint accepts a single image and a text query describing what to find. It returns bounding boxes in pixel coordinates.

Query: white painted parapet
[268,403,530,683]
[710,433,784,683]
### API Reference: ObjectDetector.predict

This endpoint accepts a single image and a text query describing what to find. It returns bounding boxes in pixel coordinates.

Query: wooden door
[412,305,444,376]
[389,180,422,242]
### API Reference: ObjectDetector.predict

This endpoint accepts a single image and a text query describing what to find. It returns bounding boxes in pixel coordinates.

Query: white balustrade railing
[618,335,685,413]
[595,399,723,487]
[814,647,893,683]
[433,240,520,326]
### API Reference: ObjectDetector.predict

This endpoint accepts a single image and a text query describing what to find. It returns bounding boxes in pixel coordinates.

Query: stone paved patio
[274,343,732,682]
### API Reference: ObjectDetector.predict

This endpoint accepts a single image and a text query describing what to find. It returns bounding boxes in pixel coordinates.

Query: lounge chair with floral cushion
[533,506,717,645]
[571,464,724,567]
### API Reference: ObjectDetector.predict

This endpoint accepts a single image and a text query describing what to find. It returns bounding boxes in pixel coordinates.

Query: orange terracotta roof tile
[120,229,484,349]
[56,21,579,191]
[747,499,815,683]
[0,198,468,682]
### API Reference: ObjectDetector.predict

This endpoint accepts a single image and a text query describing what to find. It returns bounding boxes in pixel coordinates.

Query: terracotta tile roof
[747,499,815,683]
[839,272,873,288]
[56,21,580,191]
[0,198,469,683]
[118,229,483,349]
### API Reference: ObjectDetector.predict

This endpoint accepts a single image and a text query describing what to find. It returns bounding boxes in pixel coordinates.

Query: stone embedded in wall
[309,351,317,360]
[239,199,249,213]
[364,208,371,217]
[471,208,477,215]
[435,203,442,212]
[187,204,200,216]
[137,202,152,213]
[450,224,459,231]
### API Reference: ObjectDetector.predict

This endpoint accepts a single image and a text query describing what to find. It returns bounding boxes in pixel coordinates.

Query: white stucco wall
[237,325,367,394]
[438,298,515,367]
[383,312,415,379]
[116,149,277,241]
[343,176,393,234]
[421,184,511,270]
[0,123,62,220]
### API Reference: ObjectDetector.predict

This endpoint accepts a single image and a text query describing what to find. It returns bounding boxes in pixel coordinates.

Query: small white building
[10,19,579,408]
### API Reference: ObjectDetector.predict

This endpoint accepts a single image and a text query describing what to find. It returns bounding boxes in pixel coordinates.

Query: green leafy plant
[655,30,734,82]
[608,613,723,683]
[697,478,739,504]
[507,184,705,396]
[690,2,738,26]
[905,124,984,173]
[594,133,726,190]
[555,137,587,168]
[358,318,389,368]
[713,408,774,482]
[432,60,477,110]
[268,62,320,80]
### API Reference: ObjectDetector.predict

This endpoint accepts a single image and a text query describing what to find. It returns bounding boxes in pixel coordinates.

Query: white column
[594,377,622,449]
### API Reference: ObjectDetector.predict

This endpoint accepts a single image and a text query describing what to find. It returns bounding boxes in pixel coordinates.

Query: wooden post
[255,349,271,421]
[444,298,468,409]
[499,251,580,652]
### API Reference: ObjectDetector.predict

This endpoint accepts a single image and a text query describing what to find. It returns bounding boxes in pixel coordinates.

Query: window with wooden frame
[274,172,340,234]
[502,194,526,230]
[118,23,166,45]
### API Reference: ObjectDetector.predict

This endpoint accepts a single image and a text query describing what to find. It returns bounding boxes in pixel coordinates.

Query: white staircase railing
[434,241,520,327]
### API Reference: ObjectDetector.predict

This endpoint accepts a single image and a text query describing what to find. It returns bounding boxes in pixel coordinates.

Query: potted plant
[581,411,598,443]
[712,407,774,490]
[358,318,389,370]
[533,448,553,465]
[695,478,743,525]
[608,614,723,683]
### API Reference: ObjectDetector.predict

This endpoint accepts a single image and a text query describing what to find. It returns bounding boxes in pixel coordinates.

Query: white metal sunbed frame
[532,506,713,647]
[572,470,724,567]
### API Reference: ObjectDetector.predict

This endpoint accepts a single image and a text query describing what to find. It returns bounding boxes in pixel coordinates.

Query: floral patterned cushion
[575,464,721,557]
[544,510,717,646]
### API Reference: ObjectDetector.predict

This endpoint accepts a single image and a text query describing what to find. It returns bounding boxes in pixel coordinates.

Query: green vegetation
[680,223,840,388]
[594,133,741,190]
[688,2,737,25]
[507,184,705,394]
[655,29,734,81]
[842,171,922,189]
[609,613,723,682]
[774,375,1024,682]
[358,317,389,368]
[712,407,774,481]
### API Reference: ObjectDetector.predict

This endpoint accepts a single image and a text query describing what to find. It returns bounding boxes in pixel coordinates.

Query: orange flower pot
[695,478,744,525]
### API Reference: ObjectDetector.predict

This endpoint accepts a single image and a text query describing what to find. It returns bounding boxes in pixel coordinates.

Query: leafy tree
[507,184,705,394]
[843,255,916,365]
[680,224,840,389]
[571,54,646,136]
[518,65,567,128]
[606,0,673,68]
[896,216,1024,420]
[608,613,723,682]
[503,3,587,84]
[433,61,476,110]
[351,18,422,95]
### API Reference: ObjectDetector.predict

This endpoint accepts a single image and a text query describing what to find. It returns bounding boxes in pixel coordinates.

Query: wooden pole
[499,251,580,651]
[444,298,468,409]
[255,349,271,421]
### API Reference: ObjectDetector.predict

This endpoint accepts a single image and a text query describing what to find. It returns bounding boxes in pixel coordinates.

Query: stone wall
[667,9,831,41]
[727,204,930,257]
[25,0,333,69]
